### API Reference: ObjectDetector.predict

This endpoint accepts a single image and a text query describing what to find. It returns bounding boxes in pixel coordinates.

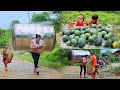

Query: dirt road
[0,55,61,79]
[0,54,120,79]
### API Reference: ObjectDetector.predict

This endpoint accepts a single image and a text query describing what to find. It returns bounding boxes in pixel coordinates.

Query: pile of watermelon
[62,24,119,48]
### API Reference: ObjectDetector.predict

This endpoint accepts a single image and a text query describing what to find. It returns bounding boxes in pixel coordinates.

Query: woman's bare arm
[39,43,45,53]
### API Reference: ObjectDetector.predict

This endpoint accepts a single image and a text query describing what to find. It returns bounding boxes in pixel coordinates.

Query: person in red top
[74,14,86,28]
[1,47,9,71]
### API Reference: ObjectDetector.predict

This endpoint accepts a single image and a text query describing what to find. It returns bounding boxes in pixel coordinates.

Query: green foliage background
[61,11,120,25]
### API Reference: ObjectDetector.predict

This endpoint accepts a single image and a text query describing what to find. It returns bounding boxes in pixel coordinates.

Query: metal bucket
[12,24,56,52]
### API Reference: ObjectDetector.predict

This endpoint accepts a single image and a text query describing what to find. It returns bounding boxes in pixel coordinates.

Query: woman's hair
[79,14,85,21]
[85,55,88,57]
[92,14,98,20]
[36,34,41,38]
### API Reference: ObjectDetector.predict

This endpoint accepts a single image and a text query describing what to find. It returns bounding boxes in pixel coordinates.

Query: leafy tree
[10,20,20,29]
[31,11,62,32]
[0,29,12,48]
[31,12,50,22]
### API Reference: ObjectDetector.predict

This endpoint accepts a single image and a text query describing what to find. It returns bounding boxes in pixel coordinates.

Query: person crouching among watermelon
[1,46,13,71]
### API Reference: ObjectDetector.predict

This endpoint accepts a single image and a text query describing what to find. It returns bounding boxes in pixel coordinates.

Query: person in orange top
[91,53,97,68]
[89,52,98,79]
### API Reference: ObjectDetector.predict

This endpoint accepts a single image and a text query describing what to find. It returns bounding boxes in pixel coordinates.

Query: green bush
[0,29,12,48]
[112,66,120,72]
[45,48,69,65]
[96,54,102,57]
[110,56,116,62]
[105,61,110,65]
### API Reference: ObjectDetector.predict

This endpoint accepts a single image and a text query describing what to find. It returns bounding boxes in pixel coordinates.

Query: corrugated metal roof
[100,49,120,54]
[72,50,91,55]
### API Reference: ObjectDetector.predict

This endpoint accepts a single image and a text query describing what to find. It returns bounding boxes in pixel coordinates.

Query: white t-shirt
[30,39,44,53]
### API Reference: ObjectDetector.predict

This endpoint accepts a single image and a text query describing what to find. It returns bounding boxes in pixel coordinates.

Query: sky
[0,11,49,29]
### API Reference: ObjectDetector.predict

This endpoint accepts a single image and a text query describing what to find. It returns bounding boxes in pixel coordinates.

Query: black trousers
[80,64,86,76]
[31,52,40,68]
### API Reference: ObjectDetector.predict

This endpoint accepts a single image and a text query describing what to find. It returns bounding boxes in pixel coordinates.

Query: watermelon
[71,39,78,46]
[75,36,79,41]
[80,31,85,34]
[111,37,119,42]
[72,34,75,37]
[101,31,107,38]
[85,26,90,28]
[94,36,102,46]
[75,27,81,30]
[104,34,110,40]
[64,30,71,36]
[85,28,91,33]
[70,30,75,34]
[85,33,91,40]
[97,32,102,37]
[104,39,112,47]
[81,26,89,30]
[69,35,75,40]
[106,27,113,33]
[90,29,97,35]
[97,24,102,28]
[91,24,97,28]
[108,32,114,38]
[101,27,106,31]
[78,38,86,48]
[80,34,86,39]
[62,35,69,42]
[97,28,102,32]
[92,34,97,39]
[75,30,80,36]
[88,36,94,45]
[66,41,71,46]
[69,28,74,30]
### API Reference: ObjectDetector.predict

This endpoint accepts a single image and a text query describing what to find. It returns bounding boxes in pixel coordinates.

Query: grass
[61,11,120,25]
[16,51,65,70]
[111,64,120,72]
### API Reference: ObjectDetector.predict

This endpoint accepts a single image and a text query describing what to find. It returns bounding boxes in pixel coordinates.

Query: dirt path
[0,55,61,79]
[0,54,120,79]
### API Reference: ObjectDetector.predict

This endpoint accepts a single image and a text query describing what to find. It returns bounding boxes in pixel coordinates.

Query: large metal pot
[12,24,56,52]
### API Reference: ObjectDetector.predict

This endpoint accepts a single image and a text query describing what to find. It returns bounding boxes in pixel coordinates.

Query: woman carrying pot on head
[30,34,45,75]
